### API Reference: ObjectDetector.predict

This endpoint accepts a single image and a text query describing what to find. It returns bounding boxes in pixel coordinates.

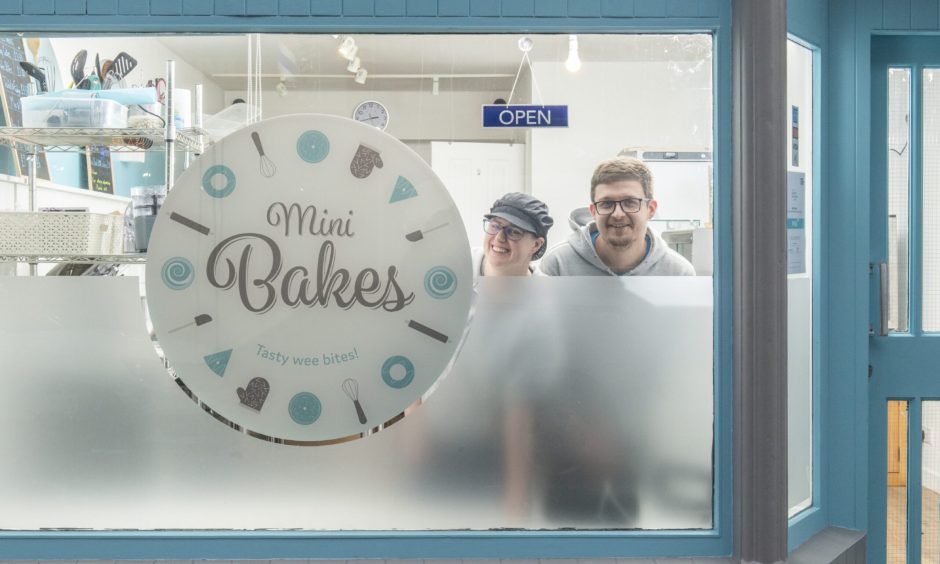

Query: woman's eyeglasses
[483,219,527,241]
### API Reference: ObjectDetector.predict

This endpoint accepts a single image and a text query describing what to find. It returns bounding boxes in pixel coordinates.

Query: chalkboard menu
[86,144,113,194]
[0,37,49,180]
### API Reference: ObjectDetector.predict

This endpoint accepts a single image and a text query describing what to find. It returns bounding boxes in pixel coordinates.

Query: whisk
[342,378,367,424]
[250,131,277,178]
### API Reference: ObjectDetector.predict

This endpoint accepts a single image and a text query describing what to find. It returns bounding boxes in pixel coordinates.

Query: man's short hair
[590,157,654,201]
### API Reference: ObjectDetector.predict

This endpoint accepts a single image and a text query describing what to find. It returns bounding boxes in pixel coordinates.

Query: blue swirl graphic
[296,130,330,163]
[381,355,415,389]
[288,392,322,425]
[201,165,236,198]
[161,257,195,290]
[424,266,457,299]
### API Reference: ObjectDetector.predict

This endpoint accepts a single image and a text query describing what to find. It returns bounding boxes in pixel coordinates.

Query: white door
[431,142,526,248]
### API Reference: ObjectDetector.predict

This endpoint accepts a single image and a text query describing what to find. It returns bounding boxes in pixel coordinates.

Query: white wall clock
[353,100,390,131]
[145,113,472,444]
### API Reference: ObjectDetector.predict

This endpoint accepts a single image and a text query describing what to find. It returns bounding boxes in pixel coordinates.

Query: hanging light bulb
[565,34,581,72]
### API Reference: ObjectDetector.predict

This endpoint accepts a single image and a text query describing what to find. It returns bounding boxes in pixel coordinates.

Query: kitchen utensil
[69,49,87,85]
[342,378,368,424]
[19,62,47,92]
[94,53,102,82]
[168,313,213,334]
[110,52,137,80]
[405,221,449,242]
[250,131,277,177]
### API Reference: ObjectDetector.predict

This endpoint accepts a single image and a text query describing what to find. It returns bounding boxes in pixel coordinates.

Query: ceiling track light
[432,76,439,96]
[565,34,582,72]
[338,36,358,61]
[347,57,361,73]
[354,68,368,85]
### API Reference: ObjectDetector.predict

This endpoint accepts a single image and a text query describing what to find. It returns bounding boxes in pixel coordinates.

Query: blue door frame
[0,3,734,559]
[869,34,940,564]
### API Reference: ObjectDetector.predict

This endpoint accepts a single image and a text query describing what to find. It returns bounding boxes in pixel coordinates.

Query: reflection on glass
[889,68,911,333]
[888,400,909,564]
[924,69,940,331]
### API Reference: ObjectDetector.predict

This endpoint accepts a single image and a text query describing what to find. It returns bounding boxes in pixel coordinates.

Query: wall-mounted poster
[787,170,806,275]
[146,114,473,444]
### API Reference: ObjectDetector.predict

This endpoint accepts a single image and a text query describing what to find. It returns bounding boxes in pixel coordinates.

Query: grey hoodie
[537,210,695,276]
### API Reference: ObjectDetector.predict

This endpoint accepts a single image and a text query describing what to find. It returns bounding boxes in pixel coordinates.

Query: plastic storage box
[0,212,125,255]
[21,96,128,128]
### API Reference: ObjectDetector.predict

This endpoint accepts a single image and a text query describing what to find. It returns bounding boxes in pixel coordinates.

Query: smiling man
[538,157,695,276]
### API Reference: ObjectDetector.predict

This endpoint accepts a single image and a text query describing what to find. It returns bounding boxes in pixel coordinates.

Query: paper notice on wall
[787,171,806,274]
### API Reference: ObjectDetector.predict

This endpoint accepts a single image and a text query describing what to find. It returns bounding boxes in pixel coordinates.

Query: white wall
[528,60,713,250]
[227,88,526,144]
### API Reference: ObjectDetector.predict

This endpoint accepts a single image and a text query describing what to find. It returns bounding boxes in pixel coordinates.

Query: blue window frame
[0,2,733,559]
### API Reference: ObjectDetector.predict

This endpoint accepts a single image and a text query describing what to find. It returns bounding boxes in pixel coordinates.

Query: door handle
[879,261,890,336]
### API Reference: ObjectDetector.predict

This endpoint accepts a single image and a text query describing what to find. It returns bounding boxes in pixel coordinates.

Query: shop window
[0,33,716,532]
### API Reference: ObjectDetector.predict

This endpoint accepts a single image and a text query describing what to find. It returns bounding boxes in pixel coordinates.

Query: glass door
[870,36,940,564]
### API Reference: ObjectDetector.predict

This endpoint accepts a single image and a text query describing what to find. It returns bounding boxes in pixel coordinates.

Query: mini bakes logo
[204,201,416,314]
[146,115,471,444]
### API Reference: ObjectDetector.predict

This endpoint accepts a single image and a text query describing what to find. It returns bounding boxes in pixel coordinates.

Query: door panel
[870,36,940,564]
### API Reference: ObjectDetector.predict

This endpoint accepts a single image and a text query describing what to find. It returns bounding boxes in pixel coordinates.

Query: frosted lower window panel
[0,276,713,530]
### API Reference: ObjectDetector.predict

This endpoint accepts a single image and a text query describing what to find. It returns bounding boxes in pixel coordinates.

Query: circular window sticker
[145,114,472,443]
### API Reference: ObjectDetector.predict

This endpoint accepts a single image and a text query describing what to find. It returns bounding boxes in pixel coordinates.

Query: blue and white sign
[787,171,806,275]
[482,104,568,128]
[146,114,473,444]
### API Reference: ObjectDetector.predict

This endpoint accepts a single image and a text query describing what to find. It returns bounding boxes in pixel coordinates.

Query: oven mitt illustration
[350,144,384,179]
[237,377,270,412]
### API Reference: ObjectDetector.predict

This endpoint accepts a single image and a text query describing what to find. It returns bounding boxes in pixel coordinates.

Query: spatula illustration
[405,222,449,242]
[168,313,213,334]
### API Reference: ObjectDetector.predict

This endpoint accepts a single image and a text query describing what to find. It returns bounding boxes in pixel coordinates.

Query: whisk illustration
[250,131,277,178]
[342,378,367,424]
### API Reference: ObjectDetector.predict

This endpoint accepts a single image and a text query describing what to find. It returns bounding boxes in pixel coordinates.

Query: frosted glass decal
[145,114,473,443]
[0,276,712,530]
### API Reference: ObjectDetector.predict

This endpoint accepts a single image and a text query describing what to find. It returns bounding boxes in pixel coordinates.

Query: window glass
[786,39,814,518]
[0,33,715,531]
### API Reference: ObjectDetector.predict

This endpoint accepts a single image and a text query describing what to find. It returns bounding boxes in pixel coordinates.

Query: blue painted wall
[0,0,734,559]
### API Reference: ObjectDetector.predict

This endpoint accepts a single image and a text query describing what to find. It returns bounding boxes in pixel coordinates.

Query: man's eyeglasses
[483,219,527,241]
[592,197,650,215]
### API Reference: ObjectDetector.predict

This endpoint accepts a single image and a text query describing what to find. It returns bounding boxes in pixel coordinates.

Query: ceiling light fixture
[565,34,582,72]
[354,68,368,85]
[432,76,439,96]
[347,57,361,73]
[338,36,358,60]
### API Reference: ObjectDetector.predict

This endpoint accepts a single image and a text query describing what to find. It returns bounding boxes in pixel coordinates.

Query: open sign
[482,104,569,128]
